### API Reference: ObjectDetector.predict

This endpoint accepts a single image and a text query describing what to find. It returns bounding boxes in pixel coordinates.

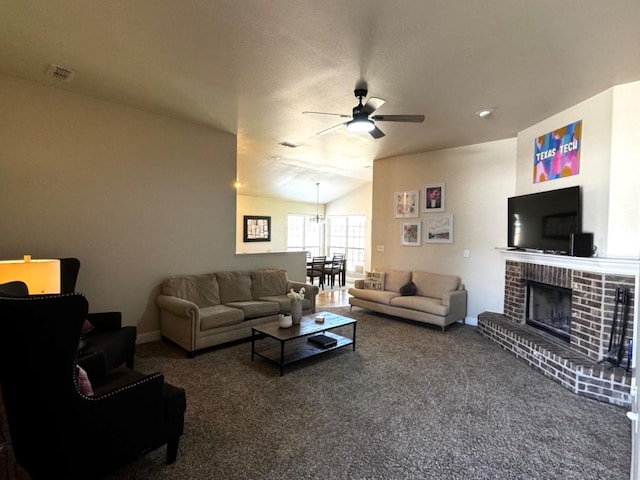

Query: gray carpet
[111,307,631,480]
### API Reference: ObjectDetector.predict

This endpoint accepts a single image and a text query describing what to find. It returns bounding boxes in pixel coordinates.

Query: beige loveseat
[156,269,318,357]
[348,269,467,332]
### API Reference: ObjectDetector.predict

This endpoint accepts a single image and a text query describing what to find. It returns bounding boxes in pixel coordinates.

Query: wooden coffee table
[251,311,357,375]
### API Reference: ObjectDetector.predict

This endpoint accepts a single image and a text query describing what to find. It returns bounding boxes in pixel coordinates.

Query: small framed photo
[401,222,421,246]
[423,183,445,212]
[243,215,271,242]
[425,214,453,243]
[394,190,419,218]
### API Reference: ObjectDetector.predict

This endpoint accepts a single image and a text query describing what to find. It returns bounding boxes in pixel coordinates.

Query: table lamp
[0,255,61,294]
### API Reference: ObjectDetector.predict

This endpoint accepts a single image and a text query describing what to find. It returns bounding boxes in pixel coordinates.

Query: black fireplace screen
[526,280,572,342]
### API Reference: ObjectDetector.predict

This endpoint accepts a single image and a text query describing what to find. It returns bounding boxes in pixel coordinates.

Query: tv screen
[508,186,581,253]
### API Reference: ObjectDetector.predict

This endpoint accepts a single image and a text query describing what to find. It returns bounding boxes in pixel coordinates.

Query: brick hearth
[478,252,637,407]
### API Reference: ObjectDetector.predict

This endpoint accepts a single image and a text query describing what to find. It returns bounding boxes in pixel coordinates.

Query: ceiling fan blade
[369,126,385,139]
[303,111,351,118]
[360,97,386,115]
[317,122,347,136]
[371,114,425,123]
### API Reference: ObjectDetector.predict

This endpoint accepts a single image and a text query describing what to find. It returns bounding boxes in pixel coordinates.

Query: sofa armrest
[443,288,467,321]
[287,281,319,313]
[156,295,199,319]
[354,279,364,289]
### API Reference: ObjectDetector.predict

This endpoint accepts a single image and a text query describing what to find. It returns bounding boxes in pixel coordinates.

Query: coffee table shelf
[251,311,357,375]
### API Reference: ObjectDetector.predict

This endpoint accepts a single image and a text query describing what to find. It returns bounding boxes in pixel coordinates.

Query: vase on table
[290,299,303,325]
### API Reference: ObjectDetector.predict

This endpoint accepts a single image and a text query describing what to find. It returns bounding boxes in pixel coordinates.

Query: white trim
[464,316,478,326]
[497,248,640,276]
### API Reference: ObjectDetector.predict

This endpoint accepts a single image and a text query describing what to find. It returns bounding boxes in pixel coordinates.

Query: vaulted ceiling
[2,1,640,203]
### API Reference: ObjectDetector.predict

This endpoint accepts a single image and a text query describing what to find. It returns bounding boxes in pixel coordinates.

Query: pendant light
[312,182,324,223]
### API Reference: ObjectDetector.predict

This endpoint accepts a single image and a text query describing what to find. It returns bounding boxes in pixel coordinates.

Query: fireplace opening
[525,280,572,342]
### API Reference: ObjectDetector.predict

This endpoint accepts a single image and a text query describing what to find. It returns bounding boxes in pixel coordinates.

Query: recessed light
[476,109,494,119]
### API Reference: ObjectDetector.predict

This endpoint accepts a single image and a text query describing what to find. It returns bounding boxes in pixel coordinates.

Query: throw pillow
[76,365,94,396]
[364,271,385,290]
[81,319,94,335]
[399,281,417,296]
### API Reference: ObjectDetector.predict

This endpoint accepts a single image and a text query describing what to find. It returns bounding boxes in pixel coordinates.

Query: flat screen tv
[507,186,581,254]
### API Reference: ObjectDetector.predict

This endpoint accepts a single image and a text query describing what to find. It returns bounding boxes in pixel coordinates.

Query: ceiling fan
[303,85,425,139]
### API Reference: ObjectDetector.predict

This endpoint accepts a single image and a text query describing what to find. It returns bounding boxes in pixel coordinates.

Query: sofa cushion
[258,295,311,313]
[250,269,288,299]
[364,272,386,290]
[199,305,244,331]
[348,288,400,305]
[390,295,449,316]
[224,301,280,319]
[399,281,417,296]
[216,271,253,303]
[162,274,220,307]
[411,271,460,300]
[381,270,412,293]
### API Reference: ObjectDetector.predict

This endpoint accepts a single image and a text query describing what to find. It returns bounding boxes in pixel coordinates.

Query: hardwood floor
[314,283,352,309]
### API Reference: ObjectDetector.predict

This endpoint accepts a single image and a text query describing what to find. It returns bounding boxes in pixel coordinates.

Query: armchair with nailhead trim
[59,258,137,380]
[0,293,186,479]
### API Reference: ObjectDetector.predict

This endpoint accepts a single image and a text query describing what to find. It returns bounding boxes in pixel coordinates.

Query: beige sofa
[348,269,467,332]
[156,269,318,357]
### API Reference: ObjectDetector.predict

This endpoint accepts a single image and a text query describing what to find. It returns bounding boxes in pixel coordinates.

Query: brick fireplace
[478,251,638,406]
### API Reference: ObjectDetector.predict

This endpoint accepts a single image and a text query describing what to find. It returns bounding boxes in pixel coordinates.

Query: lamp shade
[0,257,61,294]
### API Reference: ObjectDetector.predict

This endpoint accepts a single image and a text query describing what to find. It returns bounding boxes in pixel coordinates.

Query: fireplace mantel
[497,248,640,276]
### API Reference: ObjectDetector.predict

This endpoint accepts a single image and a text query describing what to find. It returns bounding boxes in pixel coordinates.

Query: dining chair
[306,256,326,290]
[324,254,345,289]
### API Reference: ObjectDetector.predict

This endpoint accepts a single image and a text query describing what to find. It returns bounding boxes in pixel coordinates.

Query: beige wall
[516,88,614,255]
[371,81,640,323]
[0,73,305,341]
[372,139,517,320]
[236,195,319,253]
[326,183,373,272]
[516,81,640,257]
[237,183,373,271]
[609,81,640,257]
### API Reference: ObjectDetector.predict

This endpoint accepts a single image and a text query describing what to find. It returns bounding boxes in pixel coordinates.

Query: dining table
[306,258,347,288]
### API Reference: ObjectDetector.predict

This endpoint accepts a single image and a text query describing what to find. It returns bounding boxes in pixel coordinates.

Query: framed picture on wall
[401,222,421,246]
[394,190,419,218]
[243,215,271,242]
[425,213,453,243]
[423,183,445,212]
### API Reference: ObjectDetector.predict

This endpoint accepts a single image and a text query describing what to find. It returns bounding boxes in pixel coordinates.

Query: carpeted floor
[109,307,631,480]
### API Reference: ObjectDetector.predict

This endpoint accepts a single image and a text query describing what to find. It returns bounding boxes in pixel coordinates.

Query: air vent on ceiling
[46,64,76,82]
[279,141,299,149]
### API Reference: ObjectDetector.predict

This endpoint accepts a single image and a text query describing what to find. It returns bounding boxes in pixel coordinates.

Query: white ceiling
[2,1,640,204]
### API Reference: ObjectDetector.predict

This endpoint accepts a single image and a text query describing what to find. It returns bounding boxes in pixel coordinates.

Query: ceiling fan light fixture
[347,118,375,133]
[476,108,494,119]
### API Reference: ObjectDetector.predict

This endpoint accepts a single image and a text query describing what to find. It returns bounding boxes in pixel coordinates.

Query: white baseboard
[464,316,478,326]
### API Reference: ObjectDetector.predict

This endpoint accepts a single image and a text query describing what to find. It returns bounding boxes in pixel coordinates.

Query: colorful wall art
[533,120,582,183]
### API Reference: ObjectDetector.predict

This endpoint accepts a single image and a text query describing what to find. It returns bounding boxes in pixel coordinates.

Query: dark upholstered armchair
[0,293,186,479]
[59,257,137,378]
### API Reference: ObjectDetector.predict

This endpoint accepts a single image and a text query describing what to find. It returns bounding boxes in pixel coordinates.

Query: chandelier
[311,182,324,224]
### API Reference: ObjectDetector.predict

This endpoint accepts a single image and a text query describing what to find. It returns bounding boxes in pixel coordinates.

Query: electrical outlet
[463,249,470,258]
[377,245,385,252]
